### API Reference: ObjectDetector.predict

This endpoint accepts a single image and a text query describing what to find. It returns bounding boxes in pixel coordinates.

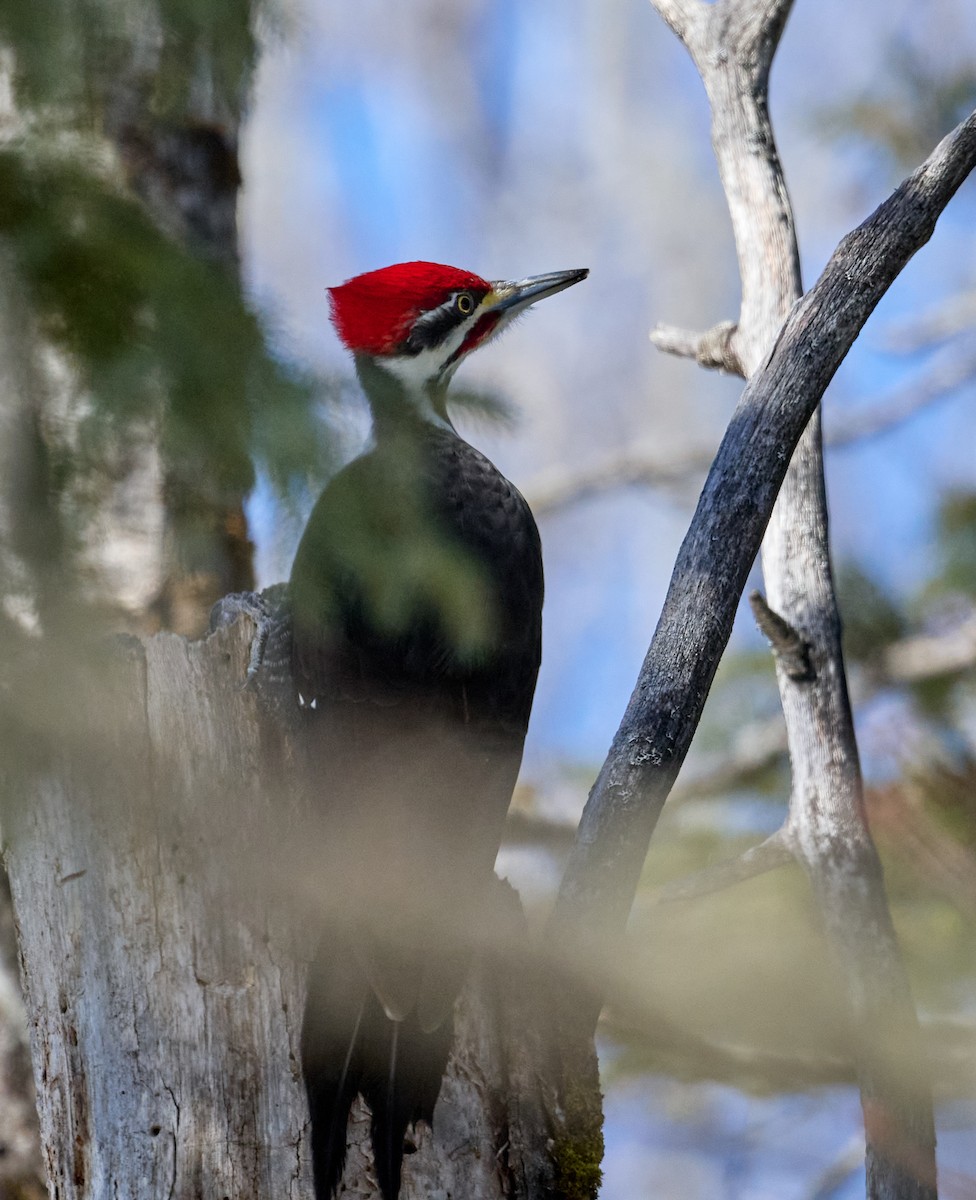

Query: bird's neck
[355,355,456,440]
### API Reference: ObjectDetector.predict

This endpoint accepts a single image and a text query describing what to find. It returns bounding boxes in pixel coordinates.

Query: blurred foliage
[909,760,976,852]
[0,0,255,121]
[835,560,906,663]
[908,672,959,722]
[600,799,976,1095]
[927,490,976,602]
[818,37,976,169]
[0,0,338,635]
[0,141,328,500]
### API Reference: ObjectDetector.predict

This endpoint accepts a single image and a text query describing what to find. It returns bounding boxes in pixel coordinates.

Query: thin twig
[882,291,976,353]
[526,450,712,515]
[828,340,976,446]
[882,611,976,682]
[651,826,795,902]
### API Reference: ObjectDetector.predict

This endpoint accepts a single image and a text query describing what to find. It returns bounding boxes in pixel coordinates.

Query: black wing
[292,430,542,1199]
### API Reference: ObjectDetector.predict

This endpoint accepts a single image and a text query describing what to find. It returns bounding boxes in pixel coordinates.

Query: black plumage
[291,364,543,1199]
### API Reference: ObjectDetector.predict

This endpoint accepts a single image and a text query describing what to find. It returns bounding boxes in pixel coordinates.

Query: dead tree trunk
[3,611,599,1199]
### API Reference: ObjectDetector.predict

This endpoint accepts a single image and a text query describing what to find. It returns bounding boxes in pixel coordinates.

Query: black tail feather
[358,1001,453,1200]
[303,937,455,1200]
[302,939,368,1198]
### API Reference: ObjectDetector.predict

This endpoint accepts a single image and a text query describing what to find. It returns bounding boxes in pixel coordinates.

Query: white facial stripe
[374,294,522,426]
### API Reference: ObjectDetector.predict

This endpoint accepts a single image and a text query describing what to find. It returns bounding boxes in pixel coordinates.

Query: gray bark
[547,4,976,1196]
[4,613,600,1199]
[5,620,309,1198]
[648,3,938,1196]
[550,101,976,960]
[548,47,975,1193]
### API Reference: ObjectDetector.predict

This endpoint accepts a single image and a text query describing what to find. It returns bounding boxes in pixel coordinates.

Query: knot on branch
[649,320,742,375]
[749,590,814,681]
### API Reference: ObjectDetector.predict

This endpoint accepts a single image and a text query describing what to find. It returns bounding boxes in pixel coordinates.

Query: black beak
[485,268,589,315]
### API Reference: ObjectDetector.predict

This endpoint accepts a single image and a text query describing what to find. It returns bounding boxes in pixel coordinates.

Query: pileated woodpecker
[291,260,587,1200]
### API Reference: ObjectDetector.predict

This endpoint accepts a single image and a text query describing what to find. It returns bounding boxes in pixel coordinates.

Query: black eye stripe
[399,291,486,356]
[402,304,457,355]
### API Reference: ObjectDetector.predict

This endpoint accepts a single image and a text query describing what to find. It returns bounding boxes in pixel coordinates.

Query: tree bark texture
[4,614,600,1200]
[551,101,976,976]
[650,4,939,1195]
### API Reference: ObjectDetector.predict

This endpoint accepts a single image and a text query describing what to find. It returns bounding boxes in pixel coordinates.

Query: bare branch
[526,449,711,515]
[810,1140,880,1200]
[882,610,976,682]
[652,827,795,903]
[626,12,969,1195]
[882,290,976,353]
[649,320,741,373]
[676,714,787,799]
[529,329,974,517]
[550,108,976,1022]
[828,339,976,446]
[649,0,704,42]
[535,317,973,525]
[604,1006,976,1101]
[651,0,794,65]
[749,589,813,681]
[721,0,795,66]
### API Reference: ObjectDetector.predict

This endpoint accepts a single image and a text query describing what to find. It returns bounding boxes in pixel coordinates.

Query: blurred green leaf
[0,142,329,502]
[836,560,906,663]
[0,0,255,119]
[929,490,976,601]
[817,38,976,169]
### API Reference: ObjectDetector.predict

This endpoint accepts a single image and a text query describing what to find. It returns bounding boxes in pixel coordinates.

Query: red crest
[328,262,491,355]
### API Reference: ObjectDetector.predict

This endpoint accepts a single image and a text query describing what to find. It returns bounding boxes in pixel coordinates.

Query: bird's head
[328,261,588,421]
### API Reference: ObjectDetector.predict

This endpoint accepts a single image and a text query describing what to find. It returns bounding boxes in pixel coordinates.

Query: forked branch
[551,105,976,970]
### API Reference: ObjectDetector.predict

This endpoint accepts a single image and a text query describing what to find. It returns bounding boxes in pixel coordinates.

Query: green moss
[552,1129,604,1200]
[551,1067,604,1200]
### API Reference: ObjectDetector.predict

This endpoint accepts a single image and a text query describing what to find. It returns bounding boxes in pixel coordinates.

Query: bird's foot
[209,585,297,726]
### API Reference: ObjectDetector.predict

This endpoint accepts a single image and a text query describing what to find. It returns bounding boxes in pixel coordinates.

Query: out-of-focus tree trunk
[101,10,256,636]
[0,11,256,641]
[1,24,259,1188]
[5,618,309,1197]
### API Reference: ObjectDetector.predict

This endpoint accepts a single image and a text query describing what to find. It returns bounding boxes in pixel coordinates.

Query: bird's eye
[456,292,475,315]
